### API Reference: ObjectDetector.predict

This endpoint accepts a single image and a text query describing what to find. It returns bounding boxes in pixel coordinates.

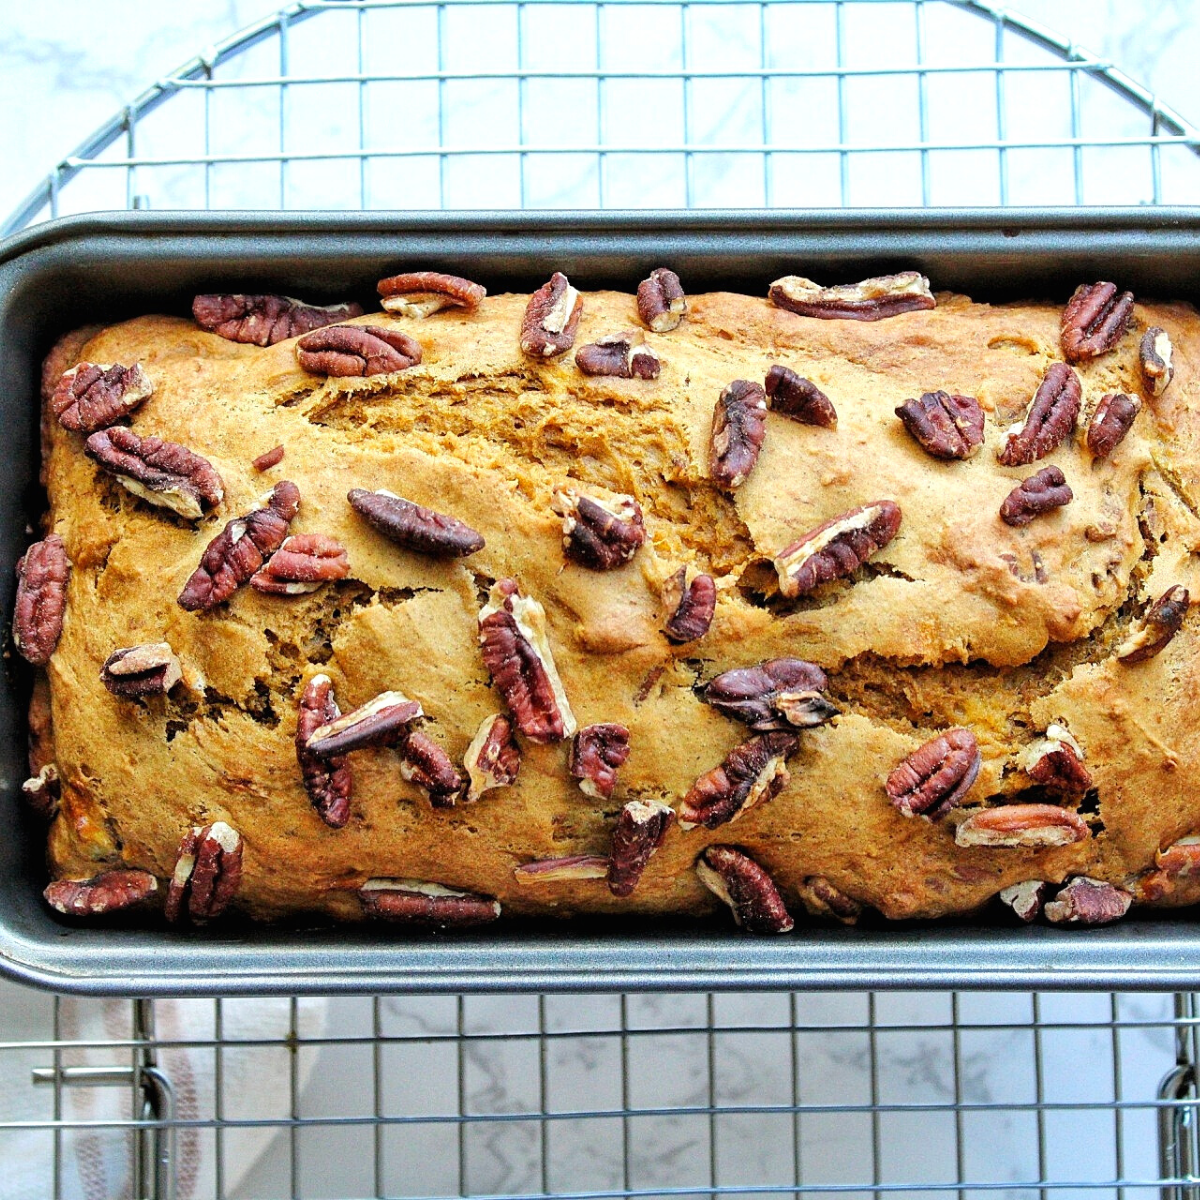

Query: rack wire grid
[4,1,1200,1197]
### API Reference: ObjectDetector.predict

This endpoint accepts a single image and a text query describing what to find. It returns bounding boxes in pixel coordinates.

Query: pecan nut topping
[249,533,350,595]
[895,391,985,460]
[955,804,1089,848]
[575,330,661,379]
[463,713,521,803]
[253,444,285,472]
[478,579,576,743]
[999,466,1073,528]
[520,272,583,358]
[703,658,836,732]
[886,728,981,820]
[45,870,159,917]
[348,488,484,557]
[85,426,224,520]
[637,267,686,332]
[999,880,1050,923]
[400,730,466,808]
[1139,327,1174,398]
[710,380,768,490]
[768,271,935,321]
[1060,281,1134,362]
[377,271,486,318]
[997,363,1082,467]
[192,294,363,346]
[1043,876,1132,926]
[177,481,300,611]
[295,674,353,828]
[296,324,421,377]
[1018,724,1093,794]
[774,500,902,599]
[764,365,837,429]
[305,690,423,758]
[100,642,182,697]
[662,566,717,644]
[695,846,794,933]
[679,731,798,830]
[165,821,243,923]
[552,488,646,571]
[13,534,71,665]
[796,876,862,925]
[1117,584,1189,663]
[514,856,610,885]
[52,362,154,433]
[22,763,61,819]
[607,799,675,897]
[1140,835,1200,902]
[1086,393,1140,459]
[569,723,631,800]
[359,878,500,925]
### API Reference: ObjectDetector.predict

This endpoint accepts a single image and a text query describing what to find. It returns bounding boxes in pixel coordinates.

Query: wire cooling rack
[4,1,1200,1197]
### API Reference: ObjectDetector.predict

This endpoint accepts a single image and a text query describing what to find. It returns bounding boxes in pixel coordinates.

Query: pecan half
[999,879,1050,923]
[1060,282,1134,362]
[52,362,153,433]
[1140,835,1200,902]
[520,272,582,357]
[1086,393,1140,459]
[695,846,794,933]
[13,535,70,665]
[400,730,466,808]
[710,380,768,490]
[796,876,862,925]
[100,642,182,697]
[295,674,353,828]
[165,821,243,923]
[774,500,902,599]
[192,294,363,346]
[569,723,631,800]
[85,426,224,520]
[886,728,981,820]
[45,870,159,917]
[552,488,646,571]
[22,763,60,819]
[253,444,285,472]
[575,330,661,379]
[514,856,610,885]
[768,271,935,321]
[704,658,836,732]
[679,732,798,829]
[249,533,350,595]
[1140,327,1174,398]
[359,878,500,925]
[463,713,521,803]
[347,488,484,557]
[999,466,1073,528]
[607,799,675,897]
[637,267,686,332]
[1018,724,1093,794]
[296,324,421,377]
[1043,876,1132,926]
[662,567,717,644]
[997,364,1082,467]
[764,366,837,429]
[1117,585,1189,663]
[305,690,423,758]
[478,579,576,743]
[377,271,486,318]
[955,804,1089,848]
[177,481,300,611]
[895,391,985,460]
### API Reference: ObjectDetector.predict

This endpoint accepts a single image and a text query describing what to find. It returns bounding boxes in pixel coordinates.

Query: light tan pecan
[252,444,285,472]
[85,427,224,520]
[1086,393,1140,459]
[710,380,768,490]
[359,878,500,925]
[552,488,646,571]
[895,391,985,460]
[999,879,1050,923]
[703,658,835,732]
[796,876,862,925]
[774,500,902,598]
[1117,585,1189,663]
[1139,835,1200,901]
[45,870,159,917]
[637,267,686,332]
[377,271,486,318]
[1017,724,1093,794]
[695,846,794,933]
[569,723,631,800]
[514,855,610,884]
[51,362,154,433]
[886,728,981,820]
[295,674,353,828]
[348,488,484,557]
[999,466,1072,528]
[955,804,1089,848]
[400,730,466,808]
[296,324,421,377]
[520,272,583,357]
[463,713,521,803]
[662,566,717,644]
[13,535,71,665]
[1061,282,1134,362]
[100,642,182,698]
[1043,876,1132,926]
[249,533,350,595]
[768,271,934,321]
[1140,327,1174,398]
[22,763,60,819]
[165,821,243,923]
[679,731,798,830]
[575,330,661,379]
[192,294,363,345]
[764,365,837,429]
[607,799,675,897]
[305,690,423,757]
[997,364,1082,466]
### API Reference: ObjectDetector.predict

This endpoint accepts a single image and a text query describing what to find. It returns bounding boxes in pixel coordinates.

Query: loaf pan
[3,208,1199,996]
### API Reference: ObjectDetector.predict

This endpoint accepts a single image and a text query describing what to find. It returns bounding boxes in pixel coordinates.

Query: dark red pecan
[1117,584,1189,663]
[296,324,421,377]
[569,723,631,800]
[347,488,484,557]
[177,480,300,611]
[400,730,466,808]
[1043,876,1132,926]
[955,804,1089,848]
[999,466,1072,528]
[886,728,981,820]
[1060,282,1134,362]
[45,870,159,916]
[575,330,660,379]
[463,713,520,802]
[520,272,582,358]
[359,878,500,925]
[637,267,686,332]
[679,731,798,829]
[1140,836,1200,902]
[377,271,486,317]
[22,763,60,819]
[165,821,243,923]
[552,488,646,571]
[999,880,1050,923]
[51,362,153,433]
[478,579,576,744]
[192,293,363,346]
[1140,327,1174,398]
[796,876,862,925]
[84,426,224,520]
[710,380,768,490]
[1086,393,1140,459]
[513,856,609,885]
[768,271,934,321]
[773,500,902,598]
[704,658,836,732]
[764,366,837,429]
[895,391,985,460]
[305,690,423,758]
[695,846,794,933]
[253,444,285,472]
[997,363,1082,467]
[663,567,716,644]
[249,533,349,595]
[607,799,675,897]
[295,674,353,828]
[1019,724,1093,793]
[13,535,70,665]
[100,642,182,697]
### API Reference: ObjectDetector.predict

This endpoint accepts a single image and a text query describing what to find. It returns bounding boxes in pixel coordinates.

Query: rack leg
[1160,993,1200,1200]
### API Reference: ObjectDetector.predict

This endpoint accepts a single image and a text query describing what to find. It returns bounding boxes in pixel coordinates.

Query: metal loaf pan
[2,208,1199,996]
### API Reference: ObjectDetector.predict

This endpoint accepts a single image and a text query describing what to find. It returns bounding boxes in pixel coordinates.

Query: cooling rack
[4,1,1200,1196]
